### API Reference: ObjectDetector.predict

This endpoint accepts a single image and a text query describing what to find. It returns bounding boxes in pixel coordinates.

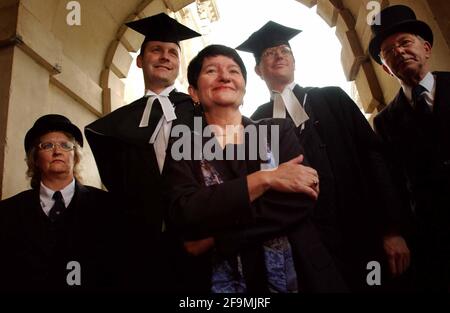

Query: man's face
[255,44,295,90]
[137,41,181,92]
[380,32,431,83]
[36,132,75,181]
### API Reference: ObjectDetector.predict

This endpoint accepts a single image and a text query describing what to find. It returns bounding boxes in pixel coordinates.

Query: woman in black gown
[165,45,346,293]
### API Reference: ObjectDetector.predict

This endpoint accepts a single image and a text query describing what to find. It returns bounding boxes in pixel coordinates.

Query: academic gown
[165,115,347,293]
[374,71,450,291]
[252,85,399,291]
[0,181,119,292]
[84,91,195,292]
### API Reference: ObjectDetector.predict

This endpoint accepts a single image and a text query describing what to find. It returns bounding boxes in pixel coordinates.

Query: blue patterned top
[200,159,298,293]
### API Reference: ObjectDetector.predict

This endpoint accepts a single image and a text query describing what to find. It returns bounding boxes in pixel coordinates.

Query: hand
[268,154,320,200]
[184,237,215,256]
[383,235,410,276]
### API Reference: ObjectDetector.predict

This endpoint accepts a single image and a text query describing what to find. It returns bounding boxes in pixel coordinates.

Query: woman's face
[188,55,246,111]
[36,131,75,180]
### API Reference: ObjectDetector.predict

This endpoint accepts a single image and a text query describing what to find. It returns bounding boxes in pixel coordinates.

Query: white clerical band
[139,86,177,173]
[272,87,309,127]
[139,89,177,128]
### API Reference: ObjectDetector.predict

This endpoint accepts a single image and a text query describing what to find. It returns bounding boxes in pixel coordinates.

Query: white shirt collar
[144,85,176,97]
[40,179,75,216]
[401,72,435,104]
[270,81,296,99]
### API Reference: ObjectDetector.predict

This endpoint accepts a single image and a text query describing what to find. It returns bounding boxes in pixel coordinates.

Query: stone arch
[296,0,384,115]
[1,0,449,196]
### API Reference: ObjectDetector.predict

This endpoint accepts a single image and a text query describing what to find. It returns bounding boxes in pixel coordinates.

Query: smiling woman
[189,55,246,117]
[35,131,77,188]
[164,44,346,293]
[25,116,84,190]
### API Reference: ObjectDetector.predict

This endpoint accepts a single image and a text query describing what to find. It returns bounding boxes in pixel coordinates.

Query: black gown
[84,91,195,292]
[252,85,400,291]
[165,115,347,293]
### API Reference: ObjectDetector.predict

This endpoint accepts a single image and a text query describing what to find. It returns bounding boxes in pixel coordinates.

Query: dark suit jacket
[165,116,347,293]
[374,72,450,252]
[0,181,119,293]
[84,91,195,291]
[252,85,399,290]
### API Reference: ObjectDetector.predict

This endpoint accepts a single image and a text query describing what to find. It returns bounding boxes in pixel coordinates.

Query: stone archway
[1,0,449,197]
[296,0,385,116]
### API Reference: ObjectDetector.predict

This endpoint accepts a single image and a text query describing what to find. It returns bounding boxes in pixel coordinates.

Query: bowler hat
[24,114,83,152]
[369,5,433,64]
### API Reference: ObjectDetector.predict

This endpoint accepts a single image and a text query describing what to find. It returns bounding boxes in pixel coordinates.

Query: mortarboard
[125,12,201,46]
[236,21,301,63]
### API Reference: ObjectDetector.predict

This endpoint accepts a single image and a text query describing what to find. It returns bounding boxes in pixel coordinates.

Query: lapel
[383,89,438,167]
[292,84,308,106]
[113,97,158,146]
[242,117,264,175]
[161,90,194,174]
[389,72,450,135]
[390,89,425,137]
[67,181,86,213]
[197,114,230,179]
[433,72,450,128]
[292,84,315,140]
[171,90,195,129]
[20,189,55,256]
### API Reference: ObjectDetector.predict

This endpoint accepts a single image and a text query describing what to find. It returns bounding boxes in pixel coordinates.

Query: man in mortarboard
[84,12,200,292]
[238,21,404,292]
[370,5,450,291]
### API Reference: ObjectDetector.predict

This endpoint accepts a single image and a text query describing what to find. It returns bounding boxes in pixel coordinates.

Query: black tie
[49,191,65,222]
[412,84,431,115]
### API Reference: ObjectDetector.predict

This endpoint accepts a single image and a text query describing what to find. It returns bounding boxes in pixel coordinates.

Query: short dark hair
[187,44,247,89]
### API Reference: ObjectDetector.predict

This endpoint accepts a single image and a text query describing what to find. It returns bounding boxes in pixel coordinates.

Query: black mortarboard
[125,12,201,46]
[236,21,301,63]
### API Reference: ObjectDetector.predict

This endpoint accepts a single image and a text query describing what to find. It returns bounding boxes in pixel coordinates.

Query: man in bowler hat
[370,5,450,291]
